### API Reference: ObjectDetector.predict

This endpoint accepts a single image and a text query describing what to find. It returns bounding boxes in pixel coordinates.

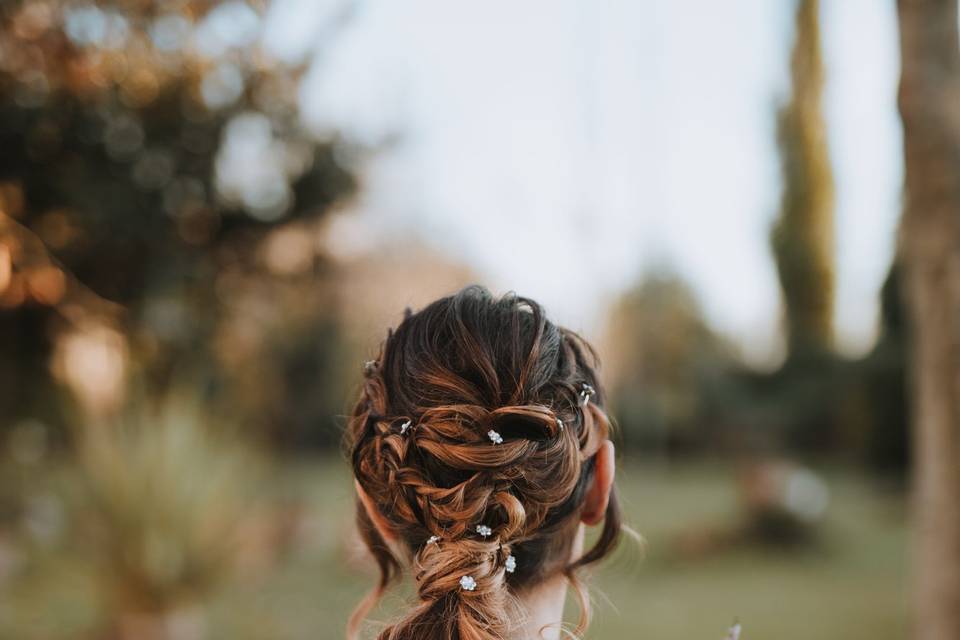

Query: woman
[346,286,622,640]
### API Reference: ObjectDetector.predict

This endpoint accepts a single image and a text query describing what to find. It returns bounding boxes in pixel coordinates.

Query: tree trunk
[896,1,960,638]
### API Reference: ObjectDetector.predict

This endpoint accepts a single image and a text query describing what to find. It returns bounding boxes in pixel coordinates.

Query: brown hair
[346,286,622,640]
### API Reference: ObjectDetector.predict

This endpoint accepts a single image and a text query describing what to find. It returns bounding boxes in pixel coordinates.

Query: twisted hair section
[346,286,622,640]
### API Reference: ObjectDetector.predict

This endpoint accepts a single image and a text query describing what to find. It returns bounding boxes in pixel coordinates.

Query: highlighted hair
[346,286,622,640]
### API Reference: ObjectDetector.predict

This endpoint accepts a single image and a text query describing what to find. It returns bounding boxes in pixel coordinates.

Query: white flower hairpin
[556,417,565,432]
[487,429,503,444]
[476,524,492,538]
[459,575,477,591]
[579,383,595,406]
[505,554,517,574]
[426,535,440,545]
[399,420,412,435]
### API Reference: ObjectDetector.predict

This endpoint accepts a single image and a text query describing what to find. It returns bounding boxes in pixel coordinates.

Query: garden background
[1,1,957,638]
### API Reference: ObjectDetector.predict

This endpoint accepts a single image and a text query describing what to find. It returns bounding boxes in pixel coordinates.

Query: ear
[355,479,399,543]
[581,439,616,526]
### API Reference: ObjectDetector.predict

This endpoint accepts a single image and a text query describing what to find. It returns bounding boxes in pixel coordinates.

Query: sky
[262,0,904,367]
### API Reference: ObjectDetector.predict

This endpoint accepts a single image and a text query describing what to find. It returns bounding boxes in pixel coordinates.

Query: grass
[0,459,908,639]
[594,463,908,639]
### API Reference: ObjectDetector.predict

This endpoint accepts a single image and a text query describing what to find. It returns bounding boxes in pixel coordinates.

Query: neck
[516,522,585,639]
[516,573,569,640]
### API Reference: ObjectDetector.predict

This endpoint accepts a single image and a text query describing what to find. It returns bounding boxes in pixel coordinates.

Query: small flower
[505,554,517,573]
[556,417,564,432]
[427,535,440,545]
[400,420,412,435]
[476,524,492,538]
[579,383,595,406]
[487,429,503,444]
[459,575,477,591]
[725,623,741,640]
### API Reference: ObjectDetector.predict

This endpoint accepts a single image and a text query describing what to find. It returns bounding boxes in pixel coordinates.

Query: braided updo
[346,286,622,640]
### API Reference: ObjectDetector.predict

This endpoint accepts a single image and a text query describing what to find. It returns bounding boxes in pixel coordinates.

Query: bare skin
[513,525,584,640]
[356,440,616,640]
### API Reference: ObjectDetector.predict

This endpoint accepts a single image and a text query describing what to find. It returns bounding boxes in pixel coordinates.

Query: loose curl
[346,286,622,640]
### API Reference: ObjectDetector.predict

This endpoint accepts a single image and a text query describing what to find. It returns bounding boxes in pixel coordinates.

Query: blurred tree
[605,273,738,454]
[77,395,271,639]
[856,265,909,475]
[896,0,960,636]
[0,1,357,439]
[760,0,845,455]
[771,0,835,359]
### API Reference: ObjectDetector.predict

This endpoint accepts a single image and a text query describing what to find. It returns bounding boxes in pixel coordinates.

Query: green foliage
[771,0,835,358]
[74,396,268,624]
[0,1,357,442]
[606,265,908,469]
[853,265,909,474]
[606,273,741,453]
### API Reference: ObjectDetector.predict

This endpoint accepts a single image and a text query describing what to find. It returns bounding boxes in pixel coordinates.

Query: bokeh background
[2,0,949,638]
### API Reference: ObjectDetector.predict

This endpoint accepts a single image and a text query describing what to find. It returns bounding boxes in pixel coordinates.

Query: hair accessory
[399,420,412,435]
[459,575,477,591]
[487,429,503,444]
[426,535,440,545]
[579,383,596,406]
[556,417,565,432]
[725,622,742,640]
[505,554,517,574]
[476,524,492,538]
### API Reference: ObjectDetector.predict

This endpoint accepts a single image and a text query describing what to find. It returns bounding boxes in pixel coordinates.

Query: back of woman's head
[346,285,621,640]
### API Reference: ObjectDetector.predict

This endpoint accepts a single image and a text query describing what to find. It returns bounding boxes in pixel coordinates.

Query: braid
[346,286,621,640]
